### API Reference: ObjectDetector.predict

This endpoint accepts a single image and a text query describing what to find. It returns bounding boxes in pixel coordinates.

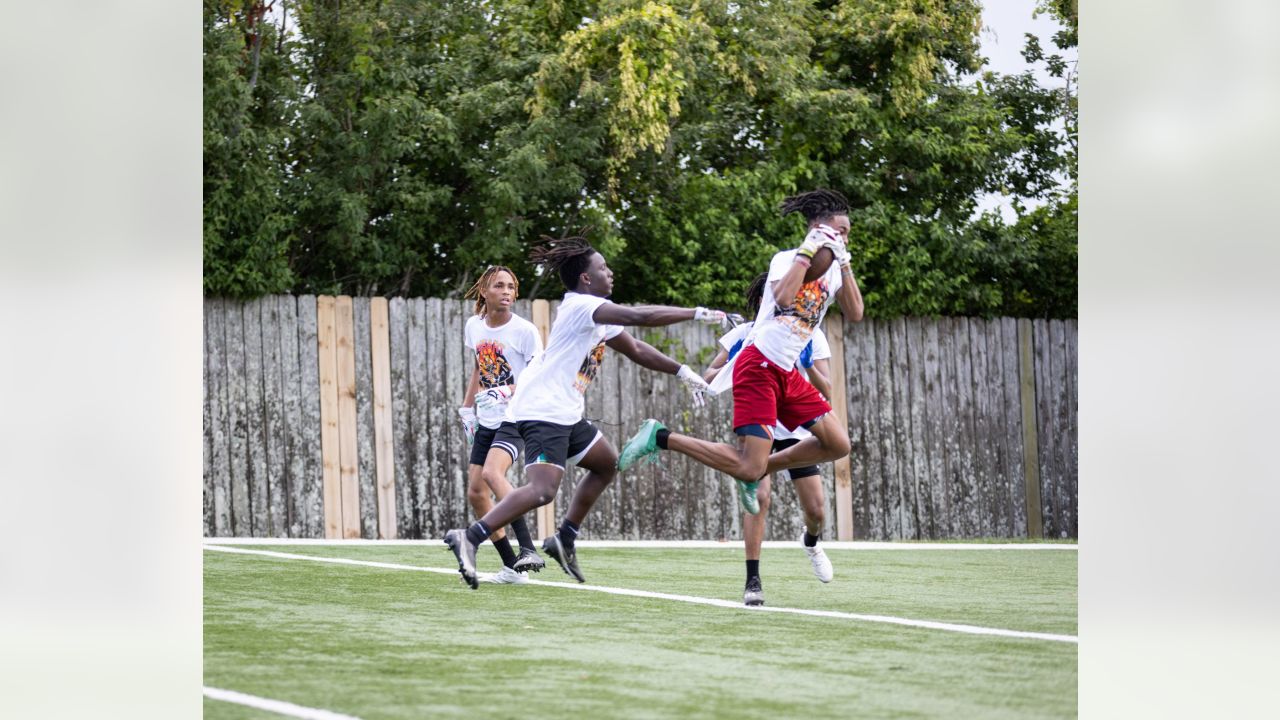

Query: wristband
[794,255,811,268]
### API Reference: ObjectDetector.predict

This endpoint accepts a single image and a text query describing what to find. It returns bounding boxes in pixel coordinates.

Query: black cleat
[542,535,585,583]
[512,546,546,574]
[744,576,764,607]
[443,529,479,589]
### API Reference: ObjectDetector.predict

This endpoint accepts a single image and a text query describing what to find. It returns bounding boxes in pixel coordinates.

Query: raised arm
[835,265,865,322]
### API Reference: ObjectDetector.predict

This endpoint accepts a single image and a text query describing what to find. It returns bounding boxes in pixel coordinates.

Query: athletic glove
[821,236,851,269]
[457,406,477,445]
[677,364,710,408]
[474,386,513,413]
[694,307,744,329]
[797,224,840,258]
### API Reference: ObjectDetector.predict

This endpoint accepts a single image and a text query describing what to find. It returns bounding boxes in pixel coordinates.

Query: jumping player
[703,273,836,606]
[618,189,864,524]
[457,265,546,584]
[444,234,734,589]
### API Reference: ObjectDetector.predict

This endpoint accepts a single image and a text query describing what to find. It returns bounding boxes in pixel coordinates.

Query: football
[804,246,836,282]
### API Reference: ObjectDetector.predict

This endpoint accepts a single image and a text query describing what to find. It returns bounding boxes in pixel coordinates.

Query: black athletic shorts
[516,419,603,470]
[771,437,820,481]
[469,422,523,466]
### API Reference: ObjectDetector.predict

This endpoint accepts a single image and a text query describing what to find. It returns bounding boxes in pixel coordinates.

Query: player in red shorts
[618,189,865,521]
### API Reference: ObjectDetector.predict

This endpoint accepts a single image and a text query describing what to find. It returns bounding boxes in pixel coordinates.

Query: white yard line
[203,686,361,720]
[202,537,1076,550]
[204,545,1078,645]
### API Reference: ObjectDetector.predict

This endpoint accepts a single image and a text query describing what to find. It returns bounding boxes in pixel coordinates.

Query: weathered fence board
[205,297,1078,540]
[296,297,323,537]
[260,297,287,538]
[353,297,377,538]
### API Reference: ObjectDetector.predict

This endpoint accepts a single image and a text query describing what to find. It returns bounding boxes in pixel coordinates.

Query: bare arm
[769,259,811,315]
[703,348,730,384]
[807,357,833,402]
[593,302,696,327]
[463,361,480,407]
[605,331,681,374]
[835,267,865,322]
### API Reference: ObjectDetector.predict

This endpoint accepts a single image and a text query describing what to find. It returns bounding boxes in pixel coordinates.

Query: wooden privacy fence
[203,296,1077,541]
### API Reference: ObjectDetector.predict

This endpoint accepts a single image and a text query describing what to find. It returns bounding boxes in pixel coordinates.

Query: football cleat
[743,576,765,607]
[617,419,665,471]
[513,546,546,573]
[803,536,834,583]
[484,566,529,585]
[443,529,480,589]
[542,535,585,583]
[736,479,761,515]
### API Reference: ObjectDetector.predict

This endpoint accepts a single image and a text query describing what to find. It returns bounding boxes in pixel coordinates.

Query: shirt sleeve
[463,316,477,351]
[527,320,545,360]
[767,250,795,283]
[718,323,749,352]
[602,325,624,341]
[810,327,832,361]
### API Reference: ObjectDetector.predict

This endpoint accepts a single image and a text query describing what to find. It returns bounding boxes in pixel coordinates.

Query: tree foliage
[204,0,1077,318]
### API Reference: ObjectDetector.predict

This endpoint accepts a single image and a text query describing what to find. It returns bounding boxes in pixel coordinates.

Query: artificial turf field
[204,541,1077,719]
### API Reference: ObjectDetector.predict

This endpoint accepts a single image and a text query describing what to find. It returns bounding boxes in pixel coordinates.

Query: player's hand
[724,312,745,328]
[457,406,478,445]
[676,364,710,408]
[821,237,851,268]
[798,225,840,259]
[474,386,513,413]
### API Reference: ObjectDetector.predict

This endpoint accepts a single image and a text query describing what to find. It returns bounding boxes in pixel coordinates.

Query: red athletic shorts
[731,344,831,432]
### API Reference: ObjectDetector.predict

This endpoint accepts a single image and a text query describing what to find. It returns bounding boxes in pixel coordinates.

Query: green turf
[205,544,1076,719]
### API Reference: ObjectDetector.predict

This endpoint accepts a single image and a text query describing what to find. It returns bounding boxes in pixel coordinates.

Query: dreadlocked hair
[744,272,769,317]
[464,265,519,316]
[779,188,850,224]
[529,233,598,290]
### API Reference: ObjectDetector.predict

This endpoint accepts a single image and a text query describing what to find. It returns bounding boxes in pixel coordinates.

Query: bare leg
[465,464,504,541]
[764,414,851,474]
[563,439,619,527]
[665,433,773,481]
[480,449,516,501]
[791,474,826,537]
[480,463,562,531]
[743,474,774,561]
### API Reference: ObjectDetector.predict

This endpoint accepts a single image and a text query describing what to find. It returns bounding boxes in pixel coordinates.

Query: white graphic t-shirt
[718,322,831,440]
[748,248,843,369]
[464,313,543,429]
[509,292,623,426]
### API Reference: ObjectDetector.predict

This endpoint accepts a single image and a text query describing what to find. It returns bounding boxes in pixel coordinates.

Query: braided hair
[779,188,850,224]
[744,272,769,317]
[529,233,598,291]
[464,265,519,316]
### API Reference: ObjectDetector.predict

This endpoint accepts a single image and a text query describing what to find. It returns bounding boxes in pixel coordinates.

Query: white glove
[821,237,851,268]
[676,364,709,408]
[474,386,513,413]
[458,406,477,445]
[798,225,840,258]
[694,307,743,329]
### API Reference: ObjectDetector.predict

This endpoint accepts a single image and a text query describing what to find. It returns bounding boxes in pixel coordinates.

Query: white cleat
[483,566,529,585]
[803,536,834,583]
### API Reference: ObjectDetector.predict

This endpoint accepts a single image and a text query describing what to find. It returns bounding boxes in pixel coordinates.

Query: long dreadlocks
[744,272,769,317]
[529,232,597,291]
[464,265,519,316]
[779,188,850,224]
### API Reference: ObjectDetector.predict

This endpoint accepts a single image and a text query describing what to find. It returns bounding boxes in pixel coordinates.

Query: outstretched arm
[593,303,696,327]
[605,331,681,374]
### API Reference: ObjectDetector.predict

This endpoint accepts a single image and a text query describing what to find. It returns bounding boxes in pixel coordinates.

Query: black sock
[803,531,820,548]
[493,536,517,568]
[656,428,670,449]
[510,515,535,552]
[466,521,491,547]
[558,519,580,548]
[746,559,760,581]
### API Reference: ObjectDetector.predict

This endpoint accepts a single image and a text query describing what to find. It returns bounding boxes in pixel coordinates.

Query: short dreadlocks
[463,265,519,316]
[779,188,850,224]
[529,233,598,291]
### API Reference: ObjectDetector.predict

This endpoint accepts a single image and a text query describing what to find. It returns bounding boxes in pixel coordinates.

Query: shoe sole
[513,556,546,573]
[443,531,479,589]
[542,537,585,583]
[618,420,662,471]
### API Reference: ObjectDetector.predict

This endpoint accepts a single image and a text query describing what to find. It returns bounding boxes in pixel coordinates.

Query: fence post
[824,315,855,540]
[316,296,343,539]
[531,299,556,540]
[1017,319,1044,539]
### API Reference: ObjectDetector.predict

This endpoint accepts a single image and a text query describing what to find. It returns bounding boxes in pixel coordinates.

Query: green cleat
[617,418,666,471]
[736,479,761,515]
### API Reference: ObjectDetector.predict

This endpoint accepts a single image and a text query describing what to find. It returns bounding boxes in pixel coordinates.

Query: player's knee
[736,457,767,482]
[530,477,561,506]
[480,468,505,492]
[465,482,489,505]
[757,487,773,513]
[825,432,851,459]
